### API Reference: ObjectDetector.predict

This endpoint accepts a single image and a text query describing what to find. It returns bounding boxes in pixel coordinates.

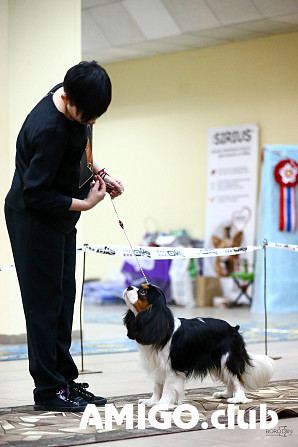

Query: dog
[123,283,274,407]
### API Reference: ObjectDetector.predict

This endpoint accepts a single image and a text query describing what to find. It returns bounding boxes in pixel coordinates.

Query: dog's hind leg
[226,373,252,404]
[212,354,234,399]
[139,381,163,407]
[212,353,252,403]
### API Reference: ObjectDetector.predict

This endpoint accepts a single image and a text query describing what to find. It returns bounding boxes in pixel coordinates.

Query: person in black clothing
[5,61,124,412]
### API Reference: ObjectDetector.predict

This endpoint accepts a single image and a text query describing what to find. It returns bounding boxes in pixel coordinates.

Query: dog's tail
[242,353,275,390]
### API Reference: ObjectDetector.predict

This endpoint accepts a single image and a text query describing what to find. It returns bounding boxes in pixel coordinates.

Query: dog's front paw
[162,403,176,410]
[213,391,232,399]
[138,398,158,407]
[156,399,177,410]
[227,397,253,404]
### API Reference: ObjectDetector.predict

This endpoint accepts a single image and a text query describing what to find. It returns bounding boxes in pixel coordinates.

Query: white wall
[0,0,81,340]
[1,3,298,336]
[81,31,298,280]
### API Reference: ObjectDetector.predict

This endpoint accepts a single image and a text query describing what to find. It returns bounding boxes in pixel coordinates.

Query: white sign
[205,123,259,278]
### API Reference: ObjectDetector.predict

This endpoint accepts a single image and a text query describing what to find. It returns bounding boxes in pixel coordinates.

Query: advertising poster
[204,123,259,293]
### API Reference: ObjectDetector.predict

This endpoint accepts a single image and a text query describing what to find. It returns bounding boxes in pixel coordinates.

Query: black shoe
[34,388,87,412]
[69,381,107,406]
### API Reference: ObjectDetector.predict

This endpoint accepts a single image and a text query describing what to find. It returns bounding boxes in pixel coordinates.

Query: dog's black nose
[127,286,134,291]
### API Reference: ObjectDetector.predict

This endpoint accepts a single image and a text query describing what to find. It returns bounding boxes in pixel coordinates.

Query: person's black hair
[63,61,112,123]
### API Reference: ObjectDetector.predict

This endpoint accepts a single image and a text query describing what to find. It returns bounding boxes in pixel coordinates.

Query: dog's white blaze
[123,287,139,315]
[125,288,138,304]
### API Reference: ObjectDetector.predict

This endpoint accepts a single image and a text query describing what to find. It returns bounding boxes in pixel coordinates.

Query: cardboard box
[196,276,222,307]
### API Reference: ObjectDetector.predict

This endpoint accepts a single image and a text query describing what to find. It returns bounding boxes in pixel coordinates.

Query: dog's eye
[139,289,147,296]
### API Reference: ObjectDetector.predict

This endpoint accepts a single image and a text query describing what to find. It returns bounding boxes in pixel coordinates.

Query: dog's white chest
[136,318,181,377]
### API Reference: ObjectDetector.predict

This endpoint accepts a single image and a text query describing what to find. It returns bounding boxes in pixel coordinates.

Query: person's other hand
[94,175,124,199]
[85,177,107,209]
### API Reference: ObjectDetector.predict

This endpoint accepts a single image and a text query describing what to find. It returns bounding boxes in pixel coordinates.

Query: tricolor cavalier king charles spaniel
[123,284,274,407]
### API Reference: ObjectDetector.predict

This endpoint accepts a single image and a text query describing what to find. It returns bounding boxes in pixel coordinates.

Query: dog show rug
[1,379,297,446]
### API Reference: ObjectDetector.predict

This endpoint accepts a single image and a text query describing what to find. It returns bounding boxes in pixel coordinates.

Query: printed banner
[204,123,259,277]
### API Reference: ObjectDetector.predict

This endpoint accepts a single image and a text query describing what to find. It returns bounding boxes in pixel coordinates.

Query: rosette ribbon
[274,159,298,231]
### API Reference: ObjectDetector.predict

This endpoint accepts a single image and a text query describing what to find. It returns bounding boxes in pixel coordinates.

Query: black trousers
[5,204,79,402]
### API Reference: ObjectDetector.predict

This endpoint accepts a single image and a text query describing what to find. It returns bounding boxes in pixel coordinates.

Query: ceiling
[82,0,298,64]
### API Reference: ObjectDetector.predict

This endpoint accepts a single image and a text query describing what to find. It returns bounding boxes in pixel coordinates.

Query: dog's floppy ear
[130,286,174,350]
[123,310,136,340]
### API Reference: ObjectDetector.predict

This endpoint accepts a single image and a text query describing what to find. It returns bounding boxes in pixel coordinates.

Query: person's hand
[85,177,107,209]
[94,174,124,199]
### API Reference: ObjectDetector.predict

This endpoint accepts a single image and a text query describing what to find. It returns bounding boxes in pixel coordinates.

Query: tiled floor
[1,303,298,446]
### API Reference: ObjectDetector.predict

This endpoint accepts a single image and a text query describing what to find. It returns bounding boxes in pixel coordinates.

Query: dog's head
[122,284,174,350]
[123,283,166,315]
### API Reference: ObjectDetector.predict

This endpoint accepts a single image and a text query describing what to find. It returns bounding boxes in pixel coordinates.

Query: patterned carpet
[0,380,297,446]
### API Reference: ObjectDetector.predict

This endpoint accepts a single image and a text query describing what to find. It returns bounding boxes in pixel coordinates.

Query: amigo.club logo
[79,403,278,431]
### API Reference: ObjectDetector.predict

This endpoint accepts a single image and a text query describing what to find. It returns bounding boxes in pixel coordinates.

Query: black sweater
[6,84,91,233]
